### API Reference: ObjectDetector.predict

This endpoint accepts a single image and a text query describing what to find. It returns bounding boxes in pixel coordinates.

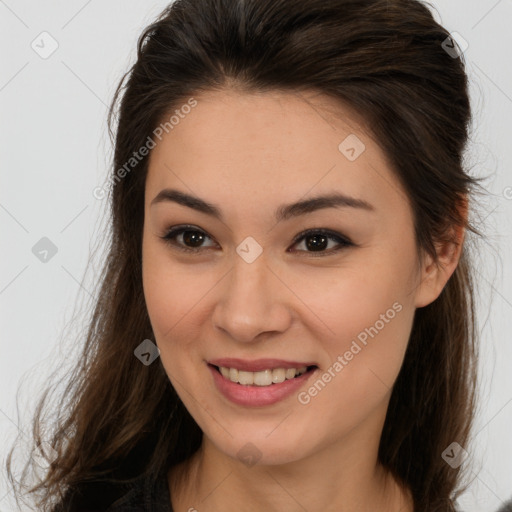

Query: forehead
[145,88,410,220]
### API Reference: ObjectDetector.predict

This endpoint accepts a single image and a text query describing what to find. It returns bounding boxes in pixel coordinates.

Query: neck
[169,425,413,512]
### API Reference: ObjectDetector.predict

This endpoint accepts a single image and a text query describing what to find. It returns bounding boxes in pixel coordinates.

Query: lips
[208,358,318,372]
[207,358,319,407]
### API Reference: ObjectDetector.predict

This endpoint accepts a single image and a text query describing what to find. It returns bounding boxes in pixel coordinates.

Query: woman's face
[142,89,438,466]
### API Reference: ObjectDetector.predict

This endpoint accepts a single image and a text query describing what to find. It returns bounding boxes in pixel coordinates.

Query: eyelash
[159,225,354,257]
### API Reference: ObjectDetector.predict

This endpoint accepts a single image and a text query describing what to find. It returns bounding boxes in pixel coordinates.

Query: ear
[414,197,468,309]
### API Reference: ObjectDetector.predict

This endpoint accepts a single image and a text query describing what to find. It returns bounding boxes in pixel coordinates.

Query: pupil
[183,230,204,247]
[181,231,329,250]
[306,234,327,251]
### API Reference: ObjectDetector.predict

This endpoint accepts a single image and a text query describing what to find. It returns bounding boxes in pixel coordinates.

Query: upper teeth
[219,366,308,386]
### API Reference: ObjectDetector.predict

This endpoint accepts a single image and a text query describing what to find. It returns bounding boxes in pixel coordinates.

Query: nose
[211,254,293,344]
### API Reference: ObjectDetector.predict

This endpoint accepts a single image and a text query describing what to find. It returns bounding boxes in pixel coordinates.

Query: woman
[6,0,493,510]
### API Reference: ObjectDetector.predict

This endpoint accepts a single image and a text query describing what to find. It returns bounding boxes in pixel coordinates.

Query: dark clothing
[54,468,173,512]
[56,470,512,512]
[105,469,172,512]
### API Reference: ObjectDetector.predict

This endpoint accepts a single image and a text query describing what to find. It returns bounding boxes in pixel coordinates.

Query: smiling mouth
[209,364,318,387]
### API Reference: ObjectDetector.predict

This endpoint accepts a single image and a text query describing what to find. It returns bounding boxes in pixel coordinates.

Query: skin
[141,88,464,512]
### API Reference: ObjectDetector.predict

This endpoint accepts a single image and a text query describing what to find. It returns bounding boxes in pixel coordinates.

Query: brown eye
[290,229,353,256]
[160,226,216,252]
[160,225,353,256]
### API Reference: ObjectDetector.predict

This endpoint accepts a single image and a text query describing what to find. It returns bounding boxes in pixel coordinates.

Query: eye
[289,228,353,257]
[160,225,217,253]
[159,225,353,256]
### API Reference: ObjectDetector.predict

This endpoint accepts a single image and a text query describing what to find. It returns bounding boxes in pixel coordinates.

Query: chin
[206,425,317,468]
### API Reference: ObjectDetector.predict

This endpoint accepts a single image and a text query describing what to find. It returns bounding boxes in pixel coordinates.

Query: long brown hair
[6,0,486,510]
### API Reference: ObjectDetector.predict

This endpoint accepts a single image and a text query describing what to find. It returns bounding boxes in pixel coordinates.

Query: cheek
[142,263,195,393]
[296,298,414,444]
[281,250,414,350]
[142,242,189,353]
[142,241,222,382]
[143,240,201,336]
[289,252,415,414]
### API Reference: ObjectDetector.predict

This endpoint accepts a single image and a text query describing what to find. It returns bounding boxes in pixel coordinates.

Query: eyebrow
[150,188,375,222]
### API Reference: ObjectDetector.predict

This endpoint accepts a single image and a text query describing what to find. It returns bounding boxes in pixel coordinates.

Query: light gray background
[1,1,511,510]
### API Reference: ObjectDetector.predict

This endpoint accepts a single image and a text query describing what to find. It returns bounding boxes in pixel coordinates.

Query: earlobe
[414,224,466,309]
[414,196,468,308]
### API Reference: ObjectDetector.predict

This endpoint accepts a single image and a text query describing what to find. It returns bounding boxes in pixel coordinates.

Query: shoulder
[106,468,172,512]
[53,468,172,512]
